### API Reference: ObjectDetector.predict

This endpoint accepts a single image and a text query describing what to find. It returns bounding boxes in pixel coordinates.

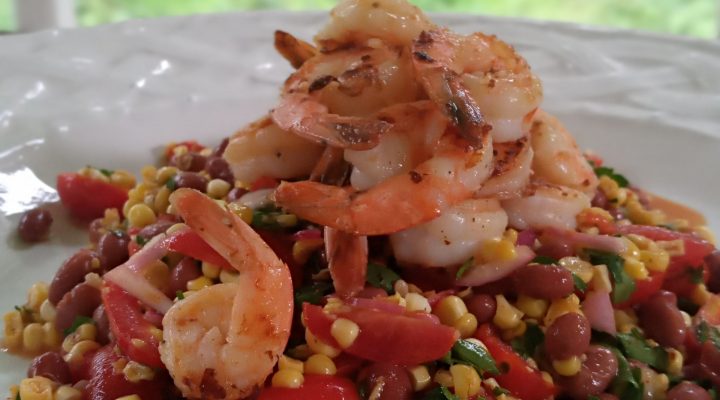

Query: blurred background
[0,0,717,38]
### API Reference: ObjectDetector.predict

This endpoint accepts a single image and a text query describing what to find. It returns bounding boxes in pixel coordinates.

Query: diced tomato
[576,209,617,235]
[164,140,204,159]
[303,302,458,365]
[258,230,303,289]
[165,229,234,270]
[101,282,163,368]
[251,176,280,191]
[617,271,666,308]
[57,172,128,220]
[85,345,168,400]
[257,374,360,400]
[475,324,556,400]
[585,153,603,168]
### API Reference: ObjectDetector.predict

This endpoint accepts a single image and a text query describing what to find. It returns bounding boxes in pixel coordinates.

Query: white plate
[1,10,719,390]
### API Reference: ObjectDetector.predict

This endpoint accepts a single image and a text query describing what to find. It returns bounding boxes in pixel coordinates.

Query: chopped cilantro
[617,329,668,371]
[165,178,177,190]
[176,291,185,300]
[451,339,499,374]
[366,263,401,293]
[511,322,545,359]
[594,166,629,188]
[294,281,333,306]
[63,316,95,336]
[423,386,459,400]
[573,273,588,293]
[456,257,474,279]
[531,255,557,265]
[588,250,635,304]
[99,168,114,177]
[610,348,644,400]
[135,235,148,246]
[251,205,284,230]
[696,321,720,349]
[709,387,718,400]
[492,387,510,396]
[688,266,705,284]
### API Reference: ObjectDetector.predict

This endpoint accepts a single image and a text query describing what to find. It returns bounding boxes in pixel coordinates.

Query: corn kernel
[27,282,49,312]
[394,280,409,297]
[227,203,253,225]
[23,323,45,353]
[479,238,517,262]
[598,176,621,202]
[640,249,669,273]
[614,309,638,333]
[680,311,692,327]
[623,257,648,280]
[386,293,407,308]
[666,348,683,376]
[503,228,518,244]
[450,364,481,400]
[279,355,305,373]
[219,270,239,284]
[552,356,582,376]
[153,186,171,215]
[202,262,221,279]
[331,318,360,349]
[434,295,469,326]
[305,329,341,358]
[42,322,61,348]
[127,203,156,228]
[64,340,101,366]
[4,310,24,349]
[626,198,665,225]
[109,170,136,190]
[155,166,178,184]
[271,369,304,389]
[516,295,548,319]
[276,214,298,228]
[19,376,56,400]
[55,385,83,400]
[493,295,524,330]
[207,179,231,199]
[405,293,431,313]
[559,257,594,283]
[590,265,613,293]
[502,320,527,341]
[409,365,431,391]
[433,369,454,387]
[656,239,685,257]
[115,396,142,400]
[454,313,478,339]
[305,354,336,375]
[693,226,716,245]
[187,276,213,292]
[292,238,325,265]
[691,284,711,306]
[39,299,56,323]
[544,295,581,326]
[76,323,97,342]
[123,360,156,383]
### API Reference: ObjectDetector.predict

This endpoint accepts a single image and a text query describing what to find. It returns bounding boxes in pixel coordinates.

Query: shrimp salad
[5,1,720,399]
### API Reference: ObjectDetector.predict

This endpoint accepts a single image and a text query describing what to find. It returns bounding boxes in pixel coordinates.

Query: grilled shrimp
[160,189,293,399]
[530,110,598,196]
[412,30,543,143]
[390,198,508,268]
[274,30,317,69]
[223,116,325,183]
[502,183,591,231]
[325,227,368,298]
[475,137,534,199]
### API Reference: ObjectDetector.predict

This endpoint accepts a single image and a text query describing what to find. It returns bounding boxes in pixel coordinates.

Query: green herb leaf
[456,257,474,279]
[617,329,668,371]
[511,322,545,359]
[696,321,720,349]
[492,387,510,397]
[572,273,588,293]
[452,339,499,375]
[176,291,185,300]
[165,178,177,190]
[422,386,459,400]
[295,281,333,306]
[531,255,557,265]
[135,235,148,246]
[709,387,718,400]
[440,351,453,365]
[366,263,401,293]
[610,348,644,400]
[594,166,629,188]
[588,250,635,304]
[251,206,283,230]
[99,168,114,177]
[63,316,95,336]
[688,266,705,284]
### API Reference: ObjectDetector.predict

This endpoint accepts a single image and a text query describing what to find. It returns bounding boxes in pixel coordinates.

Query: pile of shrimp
[162,0,599,397]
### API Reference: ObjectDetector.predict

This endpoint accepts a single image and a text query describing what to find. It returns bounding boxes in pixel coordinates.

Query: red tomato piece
[101,282,163,368]
[303,303,458,365]
[165,229,234,270]
[85,345,168,400]
[576,209,617,235]
[257,374,360,400]
[475,324,556,400]
[56,173,128,220]
[251,176,279,191]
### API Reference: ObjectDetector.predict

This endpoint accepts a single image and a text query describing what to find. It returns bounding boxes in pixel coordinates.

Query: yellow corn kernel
[55,385,83,400]
[409,365,431,391]
[454,313,478,339]
[62,334,76,353]
[479,238,517,262]
[552,356,582,376]
[541,371,554,385]
[23,323,45,353]
[502,320,527,341]
[187,276,213,292]
[598,176,621,201]
[122,200,137,219]
[691,284,711,306]
[640,249,669,273]
[140,165,158,184]
[614,309,638,333]
[385,293,407,308]
[693,226,716,245]
[292,238,325,265]
[331,318,360,349]
[666,348,683,376]
[39,299,56,323]
[623,257,648,280]
[207,179,231,199]
[515,295,549,320]
[115,396,142,400]
[626,198,665,226]
[42,322,61,348]
[405,293,432,313]
[76,323,97,342]
[590,265,613,293]
[8,384,19,400]
[4,310,24,349]
[304,354,336,375]
[433,369,454,388]
[27,282,49,312]
[219,269,239,284]
[450,364,481,400]
[503,228,519,244]
[202,262,221,279]
[276,214,298,228]
[656,239,685,257]
[305,329,341,358]
[127,203,156,228]
[271,369,304,389]
[227,203,253,225]
[434,295,469,326]
[152,186,171,215]
[109,169,136,190]
[155,166,178,184]
[544,295,581,327]
[279,355,305,373]
[559,257,594,283]
[64,340,101,366]
[78,166,109,182]
[123,360,156,383]
[19,376,56,400]
[493,295,524,330]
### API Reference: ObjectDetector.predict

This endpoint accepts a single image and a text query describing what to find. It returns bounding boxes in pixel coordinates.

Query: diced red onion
[517,230,537,247]
[582,290,616,334]
[104,267,174,314]
[456,245,535,286]
[119,233,170,274]
[143,309,164,328]
[544,227,627,254]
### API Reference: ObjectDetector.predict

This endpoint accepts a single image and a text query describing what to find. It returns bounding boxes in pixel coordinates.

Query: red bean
[136,220,176,241]
[27,351,72,383]
[173,172,208,192]
[169,258,202,294]
[171,152,206,172]
[54,283,102,334]
[227,187,249,203]
[205,157,234,183]
[699,341,720,387]
[705,250,720,293]
[466,293,497,324]
[49,250,100,305]
[97,231,130,271]
[667,382,711,400]
[513,264,574,299]
[556,346,618,400]
[596,395,619,400]
[637,290,686,347]
[359,363,412,400]
[93,305,111,345]
[545,312,591,360]
[213,137,230,157]
[17,208,53,243]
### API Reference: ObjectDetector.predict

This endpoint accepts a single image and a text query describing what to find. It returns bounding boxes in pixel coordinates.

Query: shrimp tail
[274,30,318,69]
[325,227,368,298]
